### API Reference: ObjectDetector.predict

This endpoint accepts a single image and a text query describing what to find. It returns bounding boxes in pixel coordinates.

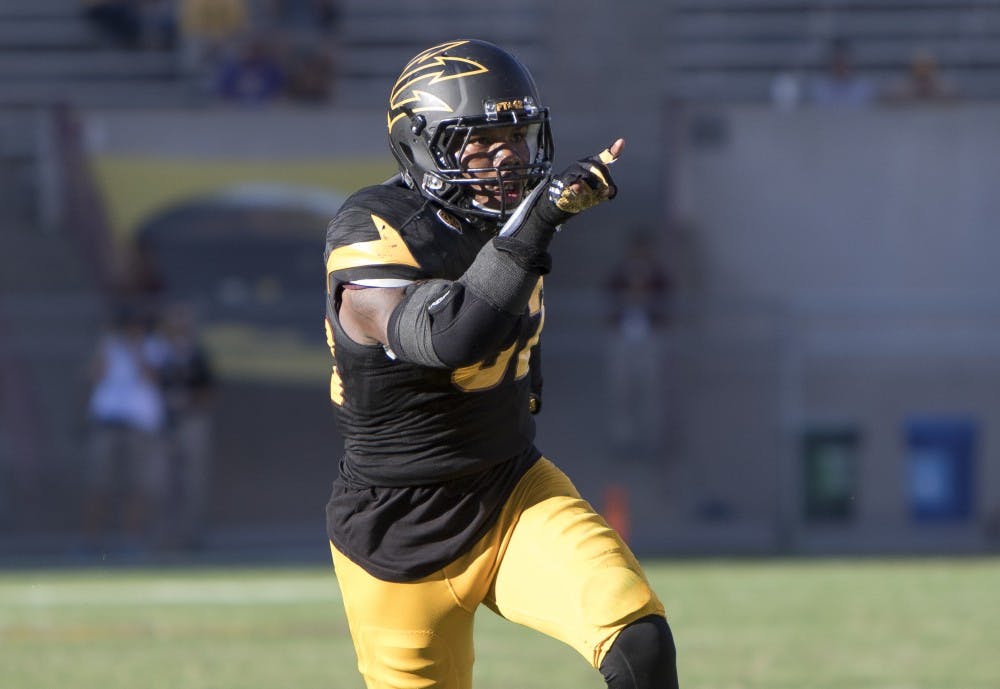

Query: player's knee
[599,614,678,689]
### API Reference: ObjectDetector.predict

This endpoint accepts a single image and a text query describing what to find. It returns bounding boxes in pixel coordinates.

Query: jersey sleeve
[325,206,429,288]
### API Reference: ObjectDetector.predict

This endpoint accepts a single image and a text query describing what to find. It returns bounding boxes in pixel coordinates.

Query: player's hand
[501,139,623,238]
[547,138,623,214]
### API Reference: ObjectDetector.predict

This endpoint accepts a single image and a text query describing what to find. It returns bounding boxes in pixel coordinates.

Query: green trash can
[802,427,859,522]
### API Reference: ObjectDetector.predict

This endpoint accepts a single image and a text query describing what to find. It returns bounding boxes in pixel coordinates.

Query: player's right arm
[338,284,404,346]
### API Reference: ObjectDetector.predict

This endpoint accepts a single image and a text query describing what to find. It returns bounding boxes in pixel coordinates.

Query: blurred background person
[179,0,250,74]
[80,0,143,50]
[807,38,876,108]
[147,303,217,551]
[81,304,168,557]
[261,0,340,105]
[214,35,286,105]
[605,231,673,463]
[884,50,960,103]
[283,42,335,104]
[140,0,180,52]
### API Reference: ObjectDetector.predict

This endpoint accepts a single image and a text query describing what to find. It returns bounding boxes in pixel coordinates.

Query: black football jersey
[324,179,544,581]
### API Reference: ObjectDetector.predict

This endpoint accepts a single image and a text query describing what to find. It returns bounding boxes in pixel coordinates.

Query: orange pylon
[602,483,631,544]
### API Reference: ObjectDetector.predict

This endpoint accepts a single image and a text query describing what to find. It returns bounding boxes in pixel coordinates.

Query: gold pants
[330,458,665,689]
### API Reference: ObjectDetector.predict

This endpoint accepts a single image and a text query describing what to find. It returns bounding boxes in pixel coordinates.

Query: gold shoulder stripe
[326,214,421,275]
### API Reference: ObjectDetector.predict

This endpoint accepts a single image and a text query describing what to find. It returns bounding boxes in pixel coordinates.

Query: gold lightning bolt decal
[387,40,489,131]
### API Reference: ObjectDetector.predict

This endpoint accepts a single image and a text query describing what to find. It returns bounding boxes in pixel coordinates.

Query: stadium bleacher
[0,0,197,108]
[0,1,998,109]
[665,0,1000,101]
[331,0,544,107]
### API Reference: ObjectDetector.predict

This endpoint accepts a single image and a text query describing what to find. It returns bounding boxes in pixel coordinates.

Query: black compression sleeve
[386,194,564,369]
[386,280,522,369]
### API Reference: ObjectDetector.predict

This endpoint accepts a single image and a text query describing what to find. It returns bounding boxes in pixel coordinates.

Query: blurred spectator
[180,0,250,69]
[262,0,340,104]
[284,44,335,103]
[81,0,143,50]
[770,71,803,111]
[807,39,876,108]
[884,50,960,103]
[605,231,672,462]
[215,37,286,104]
[81,304,168,556]
[147,303,217,550]
[140,0,179,51]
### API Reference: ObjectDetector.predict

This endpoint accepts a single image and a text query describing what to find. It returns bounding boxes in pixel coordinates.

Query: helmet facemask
[427,107,552,219]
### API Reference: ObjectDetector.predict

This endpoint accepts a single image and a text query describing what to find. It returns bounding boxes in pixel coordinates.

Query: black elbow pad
[387,236,546,369]
[426,285,520,367]
[387,281,519,369]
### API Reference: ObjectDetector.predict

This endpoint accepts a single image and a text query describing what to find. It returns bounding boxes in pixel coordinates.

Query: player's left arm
[387,140,624,366]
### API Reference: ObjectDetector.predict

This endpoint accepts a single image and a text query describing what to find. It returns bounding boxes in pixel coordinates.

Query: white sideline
[0,580,342,607]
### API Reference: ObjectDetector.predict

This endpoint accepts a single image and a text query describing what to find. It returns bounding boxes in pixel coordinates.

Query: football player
[324,39,679,689]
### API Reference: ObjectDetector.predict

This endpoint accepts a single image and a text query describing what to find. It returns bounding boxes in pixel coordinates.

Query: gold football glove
[547,141,621,214]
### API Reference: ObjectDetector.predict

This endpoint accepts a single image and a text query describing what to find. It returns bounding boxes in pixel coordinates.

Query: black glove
[546,145,619,216]
[495,142,622,266]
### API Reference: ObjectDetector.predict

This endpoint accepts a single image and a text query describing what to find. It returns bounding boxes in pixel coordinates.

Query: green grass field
[2,558,997,689]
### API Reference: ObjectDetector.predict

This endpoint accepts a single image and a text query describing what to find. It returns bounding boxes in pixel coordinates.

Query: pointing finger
[598,138,625,165]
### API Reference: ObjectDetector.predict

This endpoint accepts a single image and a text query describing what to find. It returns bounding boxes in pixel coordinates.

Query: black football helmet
[387,39,554,220]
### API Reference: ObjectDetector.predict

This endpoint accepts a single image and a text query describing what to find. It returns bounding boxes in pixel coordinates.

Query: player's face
[456,125,532,211]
